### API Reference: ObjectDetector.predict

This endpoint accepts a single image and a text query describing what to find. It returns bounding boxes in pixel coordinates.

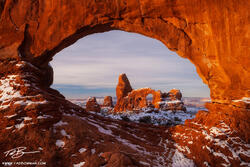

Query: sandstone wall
[0,0,249,104]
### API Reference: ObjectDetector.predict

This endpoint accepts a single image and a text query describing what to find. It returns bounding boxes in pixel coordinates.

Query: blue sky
[51,30,210,98]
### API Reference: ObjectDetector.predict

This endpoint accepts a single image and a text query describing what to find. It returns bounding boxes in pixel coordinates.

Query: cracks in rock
[101,14,124,22]
[188,22,207,25]
[136,0,143,18]
[158,16,192,50]
[161,16,188,29]
[0,0,6,19]
[7,1,19,31]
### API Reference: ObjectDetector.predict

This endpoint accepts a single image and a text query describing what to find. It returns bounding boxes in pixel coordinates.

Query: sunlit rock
[86,97,101,112]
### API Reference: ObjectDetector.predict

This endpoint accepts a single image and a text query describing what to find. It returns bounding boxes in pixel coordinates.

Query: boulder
[168,89,182,100]
[86,97,101,112]
[158,100,186,112]
[101,152,136,167]
[103,96,114,107]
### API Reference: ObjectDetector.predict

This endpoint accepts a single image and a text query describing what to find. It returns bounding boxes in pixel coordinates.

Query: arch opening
[50,30,210,125]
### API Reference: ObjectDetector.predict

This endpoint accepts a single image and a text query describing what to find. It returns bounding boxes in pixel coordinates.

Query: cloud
[51,30,210,98]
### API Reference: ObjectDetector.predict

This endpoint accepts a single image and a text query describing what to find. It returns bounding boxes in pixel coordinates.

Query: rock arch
[0,1,249,166]
[0,0,249,104]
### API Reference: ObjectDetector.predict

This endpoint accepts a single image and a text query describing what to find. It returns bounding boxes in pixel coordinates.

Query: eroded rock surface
[116,74,133,100]
[0,61,249,166]
[0,0,249,166]
[115,74,186,112]
[102,96,114,108]
[0,0,249,102]
[86,97,101,112]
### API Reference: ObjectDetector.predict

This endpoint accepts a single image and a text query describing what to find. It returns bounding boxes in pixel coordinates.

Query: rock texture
[168,89,182,100]
[115,74,186,112]
[0,61,249,166]
[116,74,133,101]
[0,0,249,103]
[102,96,114,108]
[0,1,249,166]
[86,97,101,112]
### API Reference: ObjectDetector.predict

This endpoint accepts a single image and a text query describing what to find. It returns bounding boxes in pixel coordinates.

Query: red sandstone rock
[86,97,101,112]
[114,74,186,112]
[0,61,249,166]
[116,73,133,100]
[101,152,136,167]
[115,87,162,112]
[168,89,182,100]
[0,0,249,102]
[102,96,114,108]
[0,1,249,166]
[158,100,186,112]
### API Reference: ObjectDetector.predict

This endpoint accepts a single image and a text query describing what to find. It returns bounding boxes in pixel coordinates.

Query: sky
[51,30,210,98]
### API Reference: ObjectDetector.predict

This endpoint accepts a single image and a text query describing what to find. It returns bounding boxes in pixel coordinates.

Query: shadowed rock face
[0,1,249,166]
[0,0,249,103]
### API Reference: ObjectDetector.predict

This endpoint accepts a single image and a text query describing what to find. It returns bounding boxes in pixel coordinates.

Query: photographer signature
[4,147,40,159]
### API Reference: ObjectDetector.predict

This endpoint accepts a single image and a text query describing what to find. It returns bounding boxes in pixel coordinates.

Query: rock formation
[86,97,101,112]
[114,74,186,112]
[158,100,186,112]
[168,89,182,100]
[116,74,133,100]
[160,89,186,111]
[115,87,160,111]
[0,0,249,103]
[102,96,114,108]
[0,0,249,166]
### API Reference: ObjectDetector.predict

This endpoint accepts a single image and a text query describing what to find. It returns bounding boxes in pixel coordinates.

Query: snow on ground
[90,106,202,126]
[233,97,250,103]
[4,114,17,119]
[79,148,87,153]
[56,140,65,148]
[172,149,195,167]
[15,121,26,130]
[0,62,51,110]
[173,121,250,166]
[14,100,48,106]
[0,75,23,110]
[70,98,206,126]
[73,162,85,167]
[37,115,54,119]
[54,120,69,127]
[60,129,71,139]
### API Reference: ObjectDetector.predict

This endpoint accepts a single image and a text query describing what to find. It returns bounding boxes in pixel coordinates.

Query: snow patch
[172,149,195,167]
[91,149,96,154]
[56,140,65,148]
[232,97,250,104]
[54,121,68,127]
[15,121,25,130]
[73,162,85,167]
[37,115,53,119]
[4,114,17,119]
[79,148,87,153]
[60,129,71,139]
